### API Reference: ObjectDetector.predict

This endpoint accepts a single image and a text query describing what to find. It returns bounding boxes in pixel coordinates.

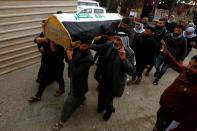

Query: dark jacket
[92,36,108,64]
[34,32,54,81]
[131,35,156,65]
[166,22,176,33]
[160,51,197,131]
[51,45,65,75]
[186,36,197,56]
[163,34,187,61]
[68,48,93,97]
[91,44,136,97]
[154,27,166,43]
[130,32,142,49]
[154,27,166,52]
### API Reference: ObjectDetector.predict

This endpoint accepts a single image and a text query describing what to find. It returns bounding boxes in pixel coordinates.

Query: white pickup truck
[76,6,107,20]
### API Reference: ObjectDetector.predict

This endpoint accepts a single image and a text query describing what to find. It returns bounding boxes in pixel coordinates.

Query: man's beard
[185,70,197,82]
[79,48,88,53]
[143,34,151,39]
[156,26,163,30]
[112,44,121,50]
[117,27,125,32]
[173,33,181,37]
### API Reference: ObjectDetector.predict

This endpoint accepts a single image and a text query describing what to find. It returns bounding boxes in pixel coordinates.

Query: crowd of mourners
[27,12,197,131]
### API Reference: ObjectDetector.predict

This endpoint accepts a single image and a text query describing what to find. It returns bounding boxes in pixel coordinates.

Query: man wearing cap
[52,34,94,131]
[91,32,136,120]
[183,26,197,57]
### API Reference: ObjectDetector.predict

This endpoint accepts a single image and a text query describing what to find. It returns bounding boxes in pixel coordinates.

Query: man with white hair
[91,32,136,120]
[183,26,197,57]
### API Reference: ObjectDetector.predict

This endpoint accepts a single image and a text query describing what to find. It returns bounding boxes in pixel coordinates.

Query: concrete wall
[0,0,77,75]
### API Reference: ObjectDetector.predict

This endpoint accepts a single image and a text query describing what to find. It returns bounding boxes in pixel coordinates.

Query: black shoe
[103,111,112,120]
[153,71,159,77]
[145,72,149,76]
[153,80,158,85]
[97,107,104,114]
[96,85,100,92]
[81,96,86,105]
[36,78,41,83]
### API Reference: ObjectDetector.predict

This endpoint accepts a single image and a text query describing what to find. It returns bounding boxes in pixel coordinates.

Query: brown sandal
[54,90,65,96]
[27,96,41,102]
[52,122,64,131]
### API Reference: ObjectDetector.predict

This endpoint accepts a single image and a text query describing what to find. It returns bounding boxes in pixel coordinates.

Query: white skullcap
[186,27,195,33]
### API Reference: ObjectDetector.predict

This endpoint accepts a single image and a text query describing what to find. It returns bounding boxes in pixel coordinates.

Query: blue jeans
[154,54,170,81]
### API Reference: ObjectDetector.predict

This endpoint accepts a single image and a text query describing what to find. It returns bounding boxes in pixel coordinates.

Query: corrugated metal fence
[0,0,77,75]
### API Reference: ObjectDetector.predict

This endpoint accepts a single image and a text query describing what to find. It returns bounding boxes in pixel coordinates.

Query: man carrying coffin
[52,34,94,131]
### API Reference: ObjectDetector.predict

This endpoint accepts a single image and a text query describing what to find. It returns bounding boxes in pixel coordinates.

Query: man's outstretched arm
[160,40,185,73]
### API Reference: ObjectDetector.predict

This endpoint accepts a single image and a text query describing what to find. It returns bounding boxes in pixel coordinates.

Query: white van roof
[78,0,100,7]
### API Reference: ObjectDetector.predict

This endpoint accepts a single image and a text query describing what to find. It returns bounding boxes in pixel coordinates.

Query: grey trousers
[60,93,85,122]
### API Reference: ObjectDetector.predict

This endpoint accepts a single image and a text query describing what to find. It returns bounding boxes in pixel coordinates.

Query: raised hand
[160,40,168,53]
[118,47,126,61]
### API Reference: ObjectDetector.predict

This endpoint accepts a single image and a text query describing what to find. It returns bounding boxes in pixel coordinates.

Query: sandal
[54,90,65,96]
[52,122,64,131]
[27,96,41,102]
[135,77,142,84]
[126,79,136,86]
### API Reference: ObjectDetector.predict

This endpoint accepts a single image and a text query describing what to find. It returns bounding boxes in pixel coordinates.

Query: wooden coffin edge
[44,15,81,49]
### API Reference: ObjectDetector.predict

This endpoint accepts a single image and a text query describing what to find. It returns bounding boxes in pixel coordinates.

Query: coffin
[44,13,122,48]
